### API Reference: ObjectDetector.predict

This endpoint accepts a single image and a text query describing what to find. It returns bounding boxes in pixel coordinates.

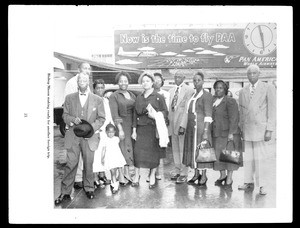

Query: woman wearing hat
[151,72,170,181]
[153,72,170,111]
[212,80,242,190]
[109,71,136,185]
[131,72,168,189]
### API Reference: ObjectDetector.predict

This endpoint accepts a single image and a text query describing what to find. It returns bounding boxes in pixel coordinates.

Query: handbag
[195,139,217,163]
[219,140,242,165]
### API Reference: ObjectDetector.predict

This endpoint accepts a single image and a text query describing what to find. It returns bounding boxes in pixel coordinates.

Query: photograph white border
[8,5,293,223]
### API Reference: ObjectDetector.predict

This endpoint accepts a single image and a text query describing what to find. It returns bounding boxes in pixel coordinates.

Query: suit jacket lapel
[219,96,226,107]
[212,95,225,109]
[240,85,250,116]
[244,85,251,104]
[170,87,175,102]
[250,81,264,105]
[87,94,93,121]
[194,92,204,112]
[73,92,80,116]
[212,96,225,122]
[217,96,226,115]
[212,96,217,117]
[169,84,184,107]
[177,84,187,103]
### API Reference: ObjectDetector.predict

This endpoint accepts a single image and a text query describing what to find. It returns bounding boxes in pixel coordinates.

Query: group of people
[55,62,276,206]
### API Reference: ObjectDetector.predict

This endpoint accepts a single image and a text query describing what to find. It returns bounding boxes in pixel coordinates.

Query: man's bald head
[78,62,91,76]
[247,64,260,73]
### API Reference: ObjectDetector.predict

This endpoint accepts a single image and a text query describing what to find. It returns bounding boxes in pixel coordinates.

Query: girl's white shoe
[111,181,119,194]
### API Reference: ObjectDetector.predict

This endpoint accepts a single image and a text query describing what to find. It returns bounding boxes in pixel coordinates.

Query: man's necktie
[171,87,179,111]
[80,93,86,96]
[250,85,255,99]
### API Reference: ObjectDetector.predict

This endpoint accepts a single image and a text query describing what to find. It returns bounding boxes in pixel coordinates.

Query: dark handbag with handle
[195,139,217,163]
[219,140,242,165]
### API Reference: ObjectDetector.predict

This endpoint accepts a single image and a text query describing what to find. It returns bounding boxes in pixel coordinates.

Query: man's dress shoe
[86,191,95,199]
[259,186,267,195]
[54,194,71,205]
[238,183,254,191]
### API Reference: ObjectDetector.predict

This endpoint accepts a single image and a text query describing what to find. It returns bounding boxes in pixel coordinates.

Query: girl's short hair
[105,123,116,132]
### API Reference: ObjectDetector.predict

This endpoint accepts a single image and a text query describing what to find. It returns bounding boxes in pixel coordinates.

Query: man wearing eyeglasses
[168,70,194,183]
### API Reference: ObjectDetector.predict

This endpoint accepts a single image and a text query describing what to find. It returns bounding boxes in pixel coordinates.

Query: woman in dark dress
[179,71,214,187]
[131,72,168,189]
[212,80,242,190]
[109,71,136,185]
[152,72,170,181]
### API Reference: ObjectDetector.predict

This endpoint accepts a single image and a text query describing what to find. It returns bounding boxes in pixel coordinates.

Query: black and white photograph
[9,5,293,224]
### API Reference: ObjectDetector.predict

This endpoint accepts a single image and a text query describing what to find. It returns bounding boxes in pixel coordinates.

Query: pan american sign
[114,23,277,69]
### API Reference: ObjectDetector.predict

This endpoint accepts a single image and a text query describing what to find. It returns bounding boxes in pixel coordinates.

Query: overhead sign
[114,23,277,69]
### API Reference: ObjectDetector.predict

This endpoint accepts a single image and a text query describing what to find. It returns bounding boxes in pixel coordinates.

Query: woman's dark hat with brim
[73,119,94,138]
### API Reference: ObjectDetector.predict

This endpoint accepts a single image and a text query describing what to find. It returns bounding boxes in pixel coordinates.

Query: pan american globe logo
[224,55,240,63]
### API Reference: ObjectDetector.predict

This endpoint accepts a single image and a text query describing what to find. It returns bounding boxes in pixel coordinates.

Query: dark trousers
[61,138,95,194]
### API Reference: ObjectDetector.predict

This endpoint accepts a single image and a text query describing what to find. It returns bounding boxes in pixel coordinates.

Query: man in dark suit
[64,62,92,190]
[55,73,105,205]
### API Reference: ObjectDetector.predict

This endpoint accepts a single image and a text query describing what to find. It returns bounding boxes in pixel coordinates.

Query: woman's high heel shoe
[99,175,107,182]
[198,177,208,187]
[146,176,150,182]
[131,176,140,187]
[119,181,129,187]
[149,177,156,189]
[94,180,100,188]
[110,182,119,194]
[215,176,227,186]
[124,174,133,183]
[224,180,233,190]
[188,174,202,184]
[98,175,111,185]
[149,182,156,189]
[119,176,129,187]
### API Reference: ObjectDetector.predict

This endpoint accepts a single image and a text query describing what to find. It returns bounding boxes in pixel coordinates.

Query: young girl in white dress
[101,123,127,194]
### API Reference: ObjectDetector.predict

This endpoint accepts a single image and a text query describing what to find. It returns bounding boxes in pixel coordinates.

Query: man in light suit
[55,73,105,205]
[238,65,276,195]
[168,70,194,183]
